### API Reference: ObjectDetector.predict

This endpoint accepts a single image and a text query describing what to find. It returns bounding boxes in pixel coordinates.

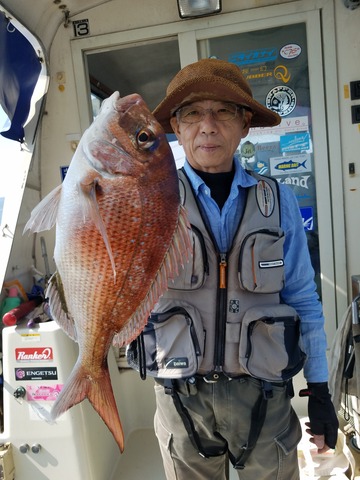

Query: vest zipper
[219,253,227,289]
[215,253,228,371]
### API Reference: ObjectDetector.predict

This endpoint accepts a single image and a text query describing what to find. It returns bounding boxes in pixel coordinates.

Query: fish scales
[24,92,191,452]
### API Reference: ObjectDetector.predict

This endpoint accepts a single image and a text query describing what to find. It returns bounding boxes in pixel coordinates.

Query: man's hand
[304,422,331,453]
[299,382,339,452]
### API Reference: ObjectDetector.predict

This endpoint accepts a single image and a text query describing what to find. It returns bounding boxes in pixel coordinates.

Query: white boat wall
[0,0,359,478]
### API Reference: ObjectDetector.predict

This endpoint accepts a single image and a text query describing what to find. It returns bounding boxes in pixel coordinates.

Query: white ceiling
[0,0,112,49]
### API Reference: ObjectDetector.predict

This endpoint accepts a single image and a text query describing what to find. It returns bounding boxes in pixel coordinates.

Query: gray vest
[128,169,305,382]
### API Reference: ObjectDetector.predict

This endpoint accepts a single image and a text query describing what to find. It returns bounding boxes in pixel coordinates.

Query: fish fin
[23,185,62,234]
[113,205,192,347]
[51,361,124,452]
[46,272,78,341]
[80,178,116,280]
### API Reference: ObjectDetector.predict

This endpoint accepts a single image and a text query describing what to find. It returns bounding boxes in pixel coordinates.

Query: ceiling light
[177,0,222,19]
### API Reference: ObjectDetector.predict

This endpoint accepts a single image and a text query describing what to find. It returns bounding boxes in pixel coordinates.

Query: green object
[1,296,21,320]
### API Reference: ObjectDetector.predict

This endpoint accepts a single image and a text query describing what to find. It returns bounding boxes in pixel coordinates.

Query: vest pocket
[169,225,208,291]
[127,304,205,379]
[239,304,306,382]
[238,229,285,293]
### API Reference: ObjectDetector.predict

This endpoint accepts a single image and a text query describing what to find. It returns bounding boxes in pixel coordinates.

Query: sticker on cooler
[26,384,63,401]
[15,367,58,381]
[15,347,54,361]
[20,333,41,342]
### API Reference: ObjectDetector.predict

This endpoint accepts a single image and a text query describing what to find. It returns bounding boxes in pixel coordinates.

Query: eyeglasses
[175,103,249,124]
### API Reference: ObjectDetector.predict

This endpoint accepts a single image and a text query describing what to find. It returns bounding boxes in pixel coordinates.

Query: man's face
[170,100,251,173]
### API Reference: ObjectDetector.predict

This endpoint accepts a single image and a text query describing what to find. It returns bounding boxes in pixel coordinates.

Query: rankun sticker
[15,347,53,361]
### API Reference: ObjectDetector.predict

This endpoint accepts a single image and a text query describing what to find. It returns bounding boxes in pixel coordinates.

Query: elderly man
[130,58,338,480]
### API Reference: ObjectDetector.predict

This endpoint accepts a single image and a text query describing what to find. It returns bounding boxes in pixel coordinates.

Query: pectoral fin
[23,184,62,234]
[79,177,116,280]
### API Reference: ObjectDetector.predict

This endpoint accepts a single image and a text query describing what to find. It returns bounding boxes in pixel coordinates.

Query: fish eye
[136,128,156,150]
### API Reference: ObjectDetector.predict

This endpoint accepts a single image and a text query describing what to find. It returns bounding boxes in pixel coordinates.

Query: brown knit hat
[153,58,281,133]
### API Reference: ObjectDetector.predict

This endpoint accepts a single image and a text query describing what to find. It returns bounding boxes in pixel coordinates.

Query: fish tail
[50,361,124,452]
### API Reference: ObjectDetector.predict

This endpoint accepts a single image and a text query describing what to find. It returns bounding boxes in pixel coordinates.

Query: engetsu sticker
[15,367,58,381]
[256,180,275,217]
[280,44,302,60]
[266,86,296,117]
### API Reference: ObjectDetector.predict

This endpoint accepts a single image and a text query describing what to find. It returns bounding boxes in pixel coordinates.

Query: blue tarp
[0,12,41,142]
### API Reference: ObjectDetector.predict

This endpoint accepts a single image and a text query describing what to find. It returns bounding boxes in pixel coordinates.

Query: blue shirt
[184,159,328,383]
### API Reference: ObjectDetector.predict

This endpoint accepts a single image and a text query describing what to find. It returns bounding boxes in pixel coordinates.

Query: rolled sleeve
[279,183,328,383]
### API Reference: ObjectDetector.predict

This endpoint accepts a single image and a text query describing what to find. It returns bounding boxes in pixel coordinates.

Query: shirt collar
[183,158,257,194]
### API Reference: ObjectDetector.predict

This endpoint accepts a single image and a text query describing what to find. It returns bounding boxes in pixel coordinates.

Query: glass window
[199,24,321,295]
[86,39,181,115]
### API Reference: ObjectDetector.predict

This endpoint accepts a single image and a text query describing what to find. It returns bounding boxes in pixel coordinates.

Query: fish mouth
[114,93,144,115]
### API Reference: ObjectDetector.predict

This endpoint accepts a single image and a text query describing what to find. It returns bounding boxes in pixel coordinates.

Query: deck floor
[111,425,360,480]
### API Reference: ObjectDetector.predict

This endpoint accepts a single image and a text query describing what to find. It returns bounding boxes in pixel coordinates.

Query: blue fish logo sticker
[270,154,311,176]
[275,159,307,171]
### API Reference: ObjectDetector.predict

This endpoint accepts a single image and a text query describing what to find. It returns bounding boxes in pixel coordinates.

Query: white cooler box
[0,320,122,480]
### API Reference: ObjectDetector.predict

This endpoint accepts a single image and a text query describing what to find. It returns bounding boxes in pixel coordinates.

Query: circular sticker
[280,44,302,60]
[256,180,275,218]
[241,141,255,159]
[266,86,296,117]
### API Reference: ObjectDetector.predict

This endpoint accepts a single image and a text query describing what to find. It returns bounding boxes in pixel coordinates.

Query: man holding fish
[132,58,339,479]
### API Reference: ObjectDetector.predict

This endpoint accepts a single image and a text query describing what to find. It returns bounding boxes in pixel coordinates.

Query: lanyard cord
[163,378,272,468]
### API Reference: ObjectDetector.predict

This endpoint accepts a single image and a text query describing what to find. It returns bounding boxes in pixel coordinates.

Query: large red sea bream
[24,92,191,452]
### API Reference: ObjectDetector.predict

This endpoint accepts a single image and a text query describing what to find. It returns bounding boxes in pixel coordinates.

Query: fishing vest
[127,168,305,383]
